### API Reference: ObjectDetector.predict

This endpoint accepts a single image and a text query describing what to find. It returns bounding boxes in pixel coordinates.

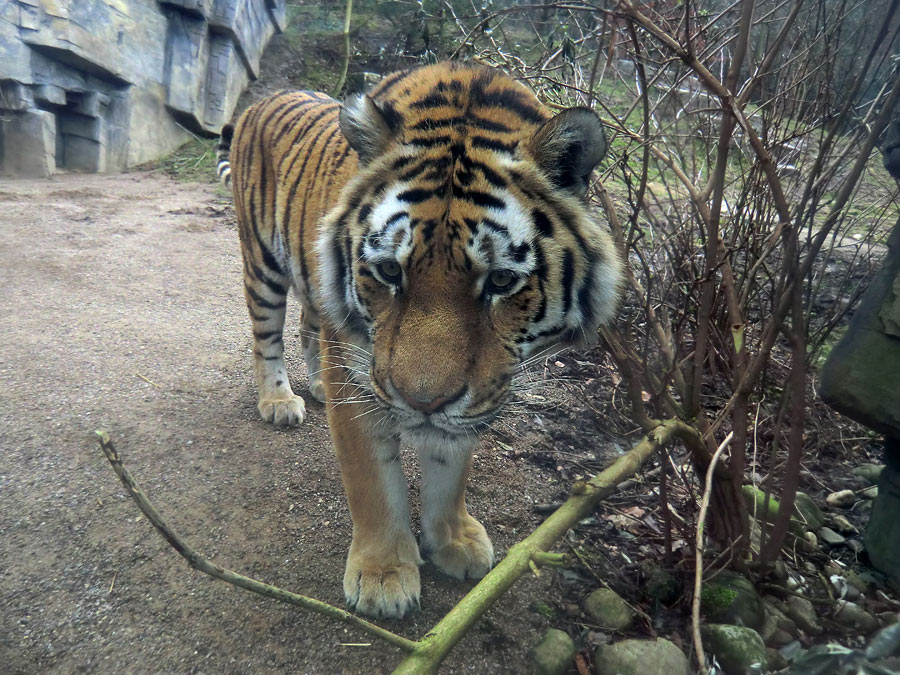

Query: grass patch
[147,136,219,184]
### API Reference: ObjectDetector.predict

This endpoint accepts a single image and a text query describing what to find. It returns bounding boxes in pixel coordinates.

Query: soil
[0,171,624,674]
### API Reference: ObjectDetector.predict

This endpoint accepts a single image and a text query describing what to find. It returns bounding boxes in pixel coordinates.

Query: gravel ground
[0,171,617,674]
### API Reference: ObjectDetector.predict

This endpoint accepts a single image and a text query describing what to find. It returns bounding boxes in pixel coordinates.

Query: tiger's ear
[529,107,607,198]
[340,94,396,165]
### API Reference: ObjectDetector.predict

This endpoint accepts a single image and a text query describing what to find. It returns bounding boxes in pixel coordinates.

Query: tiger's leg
[417,447,494,580]
[323,336,422,618]
[299,303,325,403]
[243,269,306,427]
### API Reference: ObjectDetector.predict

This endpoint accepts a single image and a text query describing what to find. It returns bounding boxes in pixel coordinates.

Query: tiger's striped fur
[219,62,622,618]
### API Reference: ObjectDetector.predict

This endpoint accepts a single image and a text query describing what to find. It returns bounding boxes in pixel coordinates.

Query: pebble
[830,514,859,534]
[852,464,884,485]
[583,588,635,631]
[832,600,879,634]
[818,526,846,546]
[859,486,879,500]
[529,628,575,675]
[826,489,856,507]
[785,596,823,635]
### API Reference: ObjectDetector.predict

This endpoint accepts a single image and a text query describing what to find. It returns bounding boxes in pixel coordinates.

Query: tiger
[217,61,622,619]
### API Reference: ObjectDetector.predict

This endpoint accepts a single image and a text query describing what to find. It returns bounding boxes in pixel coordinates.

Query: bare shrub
[424,0,900,561]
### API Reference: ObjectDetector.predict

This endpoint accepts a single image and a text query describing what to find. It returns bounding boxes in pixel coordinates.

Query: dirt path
[0,171,609,674]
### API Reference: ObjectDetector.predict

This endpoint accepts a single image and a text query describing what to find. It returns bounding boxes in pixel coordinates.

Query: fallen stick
[95,431,417,653]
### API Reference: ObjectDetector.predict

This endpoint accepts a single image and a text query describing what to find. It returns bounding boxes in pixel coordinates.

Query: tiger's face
[318,64,621,451]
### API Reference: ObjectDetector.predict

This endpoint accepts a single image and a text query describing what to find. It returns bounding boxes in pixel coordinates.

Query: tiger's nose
[393,381,467,414]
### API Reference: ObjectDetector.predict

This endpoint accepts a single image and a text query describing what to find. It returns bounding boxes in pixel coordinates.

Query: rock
[758,607,779,644]
[741,485,781,522]
[0,0,285,176]
[865,451,900,588]
[742,485,808,535]
[848,540,864,554]
[805,531,819,548]
[818,526,847,546]
[793,491,826,530]
[859,485,879,499]
[785,597,823,635]
[584,589,635,631]
[700,571,765,630]
[700,624,768,675]
[529,628,575,675]
[829,514,859,534]
[826,489,856,507]
[769,629,794,647]
[763,598,798,636]
[766,647,789,671]
[832,600,879,634]
[846,569,874,594]
[772,560,789,584]
[853,464,885,485]
[867,621,900,660]
[594,638,690,675]
[829,576,862,602]
[877,612,900,627]
[874,657,900,673]
[819,220,900,440]
[641,562,681,606]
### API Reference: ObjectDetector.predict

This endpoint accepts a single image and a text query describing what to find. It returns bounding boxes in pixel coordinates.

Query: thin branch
[333,0,354,96]
[692,431,734,674]
[95,431,418,653]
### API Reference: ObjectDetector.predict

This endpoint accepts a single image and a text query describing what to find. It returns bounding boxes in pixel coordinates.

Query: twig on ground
[95,430,417,653]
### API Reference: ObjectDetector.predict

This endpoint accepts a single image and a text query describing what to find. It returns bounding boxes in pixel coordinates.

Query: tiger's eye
[377,260,403,283]
[488,269,516,291]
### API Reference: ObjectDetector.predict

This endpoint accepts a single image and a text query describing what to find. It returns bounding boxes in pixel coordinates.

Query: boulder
[700,624,768,675]
[819,219,900,439]
[584,589,635,631]
[700,571,765,630]
[529,628,575,675]
[864,446,900,588]
[595,638,689,675]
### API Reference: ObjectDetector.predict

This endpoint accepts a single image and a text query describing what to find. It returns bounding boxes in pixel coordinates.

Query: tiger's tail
[216,124,233,186]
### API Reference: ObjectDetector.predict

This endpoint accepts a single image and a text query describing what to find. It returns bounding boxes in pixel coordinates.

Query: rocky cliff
[0,0,285,177]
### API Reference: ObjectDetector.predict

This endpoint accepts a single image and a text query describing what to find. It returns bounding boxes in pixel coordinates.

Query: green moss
[530,600,556,619]
[700,585,738,617]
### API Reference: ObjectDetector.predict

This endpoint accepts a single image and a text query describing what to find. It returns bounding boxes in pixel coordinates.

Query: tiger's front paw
[343,555,421,619]
[423,515,494,580]
[258,394,306,426]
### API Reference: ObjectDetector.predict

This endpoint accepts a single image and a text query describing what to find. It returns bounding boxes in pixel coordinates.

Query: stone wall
[0,0,285,177]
